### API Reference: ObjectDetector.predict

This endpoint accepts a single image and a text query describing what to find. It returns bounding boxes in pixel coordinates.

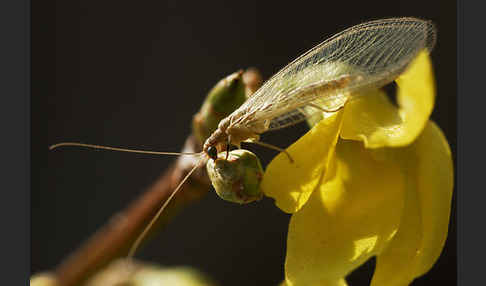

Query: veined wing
[231,17,436,131]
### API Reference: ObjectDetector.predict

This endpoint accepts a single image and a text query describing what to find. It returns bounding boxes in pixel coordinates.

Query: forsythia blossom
[261,51,454,286]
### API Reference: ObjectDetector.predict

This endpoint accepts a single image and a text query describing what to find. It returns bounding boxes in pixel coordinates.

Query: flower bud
[132,266,217,286]
[192,69,263,145]
[192,71,246,145]
[206,149,264,204]
[30,273,58,286]
[84,259,218,286]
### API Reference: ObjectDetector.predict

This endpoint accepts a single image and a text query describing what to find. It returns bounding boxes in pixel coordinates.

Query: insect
[50,17,437,259]
[203,17,436,159]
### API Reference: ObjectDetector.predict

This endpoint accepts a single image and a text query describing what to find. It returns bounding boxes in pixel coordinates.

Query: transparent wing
[267,92,349,130]
[231,17,436,131]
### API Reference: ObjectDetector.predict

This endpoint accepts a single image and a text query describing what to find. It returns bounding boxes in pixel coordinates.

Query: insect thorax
[203,114,264,154]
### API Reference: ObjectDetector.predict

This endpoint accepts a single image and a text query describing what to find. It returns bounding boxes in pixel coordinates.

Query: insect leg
[308,102,346,113]
[249,141,294,163]
[226,137,231,160]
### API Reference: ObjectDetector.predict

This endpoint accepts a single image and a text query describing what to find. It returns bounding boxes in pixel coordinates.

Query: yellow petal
[285,139,405,285]
[262,111,344,213]
[341,50,435,148]
[281,278,348,286]
[370,121,454,286]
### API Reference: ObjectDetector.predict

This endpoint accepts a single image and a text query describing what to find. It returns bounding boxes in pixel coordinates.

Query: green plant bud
[206,149,264,204]
[132,266,217,286]
[85,259,218,286]
[30,273,58,286]
[192,71,247,145]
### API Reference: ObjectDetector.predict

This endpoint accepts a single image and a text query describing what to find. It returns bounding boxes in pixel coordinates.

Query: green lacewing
[50,17,436,260]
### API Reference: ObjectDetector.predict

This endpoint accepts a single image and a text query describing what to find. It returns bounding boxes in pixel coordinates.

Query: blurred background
[32,1,456,285]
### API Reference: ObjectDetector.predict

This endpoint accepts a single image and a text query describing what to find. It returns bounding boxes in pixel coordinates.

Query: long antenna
[127,156,205,259]
[49,142,201,156]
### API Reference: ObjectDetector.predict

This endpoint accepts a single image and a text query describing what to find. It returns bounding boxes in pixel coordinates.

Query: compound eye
[207,146,218,160]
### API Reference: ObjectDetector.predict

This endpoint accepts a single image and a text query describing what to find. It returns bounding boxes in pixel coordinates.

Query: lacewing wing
[227,17,436,133]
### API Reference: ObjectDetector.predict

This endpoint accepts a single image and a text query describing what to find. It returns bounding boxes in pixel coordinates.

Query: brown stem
[54,135,210,286]
[50,69,264,286]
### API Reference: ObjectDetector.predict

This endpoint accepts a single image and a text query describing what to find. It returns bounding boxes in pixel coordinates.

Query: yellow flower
[261,51,454,286]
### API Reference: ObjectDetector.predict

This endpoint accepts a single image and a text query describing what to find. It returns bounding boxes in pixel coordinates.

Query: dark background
[32,1,457,285]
